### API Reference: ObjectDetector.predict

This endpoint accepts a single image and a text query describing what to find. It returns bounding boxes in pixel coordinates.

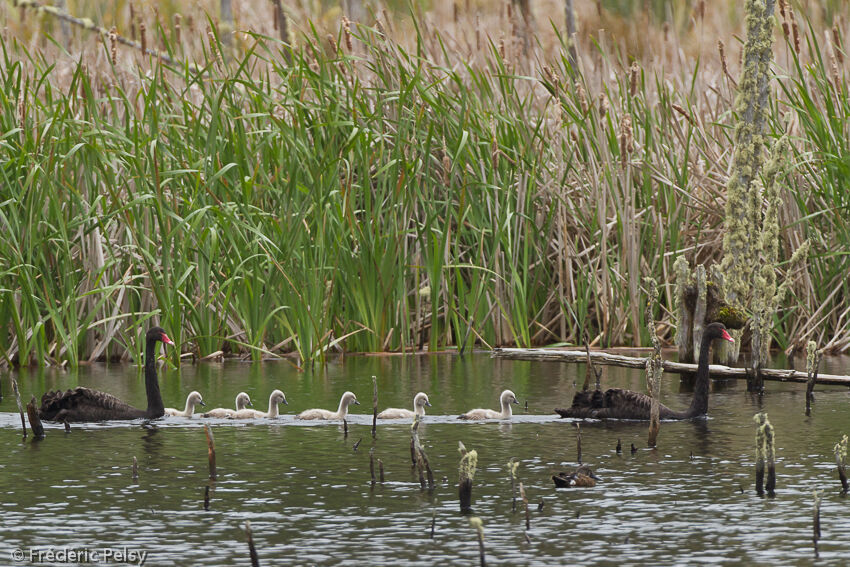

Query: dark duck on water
[554,322,734,420]
[39,327,174,422]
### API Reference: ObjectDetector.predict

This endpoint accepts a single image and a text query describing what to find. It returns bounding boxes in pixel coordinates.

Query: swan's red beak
[720,329,734,343]
[161,333,175,346]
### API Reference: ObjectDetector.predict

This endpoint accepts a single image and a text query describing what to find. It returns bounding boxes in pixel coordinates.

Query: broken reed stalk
[204,424,217,480]
[519,482,530,530]
[370,447,376,485]
[812,490,822,558]
[755,413,766,495]
[458,441,478,513]
[244,520,260,567]
[353,437,363,451]
[835,434,848,493]
[805,341,821,416]
[204,485,210,510]
[26,395,45,439]
[644,277,662,448]
[430,511,436,538]
[468,517,486,567]
[343,419,348,437]
[765,418,776,497]
[12,379,27,438]
[411,416,434,489]
[372,376,378,438]
[132,456,138,481]
[63,420,70,433]
[507,458,519,512]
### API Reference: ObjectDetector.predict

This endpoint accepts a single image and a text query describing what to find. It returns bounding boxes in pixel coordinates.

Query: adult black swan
[554,322,734,420]
[39,327,174,422]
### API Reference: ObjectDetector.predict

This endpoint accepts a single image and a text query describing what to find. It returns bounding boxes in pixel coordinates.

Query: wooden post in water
[204,424,217,480]
[764,417,776,497]
[835,435,848,493]
[244,520,260,567]
[372,376,378,438]
[458,441,477,513]
[468,517,486,567]
[755,413,766,496]
[12,379,27,438]
[26,395,45,439]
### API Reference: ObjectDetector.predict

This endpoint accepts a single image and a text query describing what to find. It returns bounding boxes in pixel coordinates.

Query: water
[2,353,850,566]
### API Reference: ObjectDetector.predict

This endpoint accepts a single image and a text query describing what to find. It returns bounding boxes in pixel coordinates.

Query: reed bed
[0,0,848,367]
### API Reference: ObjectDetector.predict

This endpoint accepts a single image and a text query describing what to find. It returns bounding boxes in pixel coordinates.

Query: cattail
[17,90,25,133]
[629,61,640,97]
[342,17,353,51]
[174,14,182,44]
[442,138,451,185]
[453,1,459,23]
[789,6,800,54]
[506,0,512,21]
[207,26,219,63]
[327,34,338,54]
[375,18,385,38]
[475,14,481,51]
[696,0,705,21]
[577,83,588,113]
[672,103,694,125]
[140,21,147,55]
[498,36,506,60]
[718,40,736,86]
[598,93,609,117]
[129,3,137,40]
[109,27,117,65]
[570,129,579,144]
[619,114,633,166]
[662,21,669,43]
[543,65,560,92]
[833,24,844,65]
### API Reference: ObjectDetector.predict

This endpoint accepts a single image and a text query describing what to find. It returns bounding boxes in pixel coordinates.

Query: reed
[835,434,848,494]
[1,2,849,368]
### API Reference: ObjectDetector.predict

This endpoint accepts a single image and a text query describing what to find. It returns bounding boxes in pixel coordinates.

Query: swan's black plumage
[39,327,173,422]
[555,322,734,420]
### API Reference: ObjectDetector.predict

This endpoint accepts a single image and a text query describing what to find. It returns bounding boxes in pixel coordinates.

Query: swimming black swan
[554,322,734,420]
[39,327,174,422]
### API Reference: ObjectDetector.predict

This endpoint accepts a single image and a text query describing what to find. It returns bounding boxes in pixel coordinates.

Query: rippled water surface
[2,352,850,566]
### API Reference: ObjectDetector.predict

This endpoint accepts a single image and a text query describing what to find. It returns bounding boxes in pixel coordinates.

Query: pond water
[2,352,850,566]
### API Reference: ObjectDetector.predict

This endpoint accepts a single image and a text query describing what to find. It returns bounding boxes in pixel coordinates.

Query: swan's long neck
[183,396,194,416]
[267,394,279,418]
[687,334,714,417]
[336,396,349,419]
[500,397,513,419]
[415,403,426,416]
[144,339,165,419]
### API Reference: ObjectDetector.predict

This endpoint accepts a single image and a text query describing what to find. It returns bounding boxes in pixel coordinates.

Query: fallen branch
[492,348,850,385]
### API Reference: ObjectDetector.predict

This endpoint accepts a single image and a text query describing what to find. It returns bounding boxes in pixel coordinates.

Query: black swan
[554,322,734,420]
[39,327,174,422]
[552,466,599,488]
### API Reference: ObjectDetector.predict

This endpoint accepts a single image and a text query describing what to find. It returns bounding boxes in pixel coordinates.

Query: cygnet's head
[414,392,432,408]
[270,389,288,406]
[188,391,206,407]
[236,392,253,409]
[342,391,359,407]
[501,390,519,405]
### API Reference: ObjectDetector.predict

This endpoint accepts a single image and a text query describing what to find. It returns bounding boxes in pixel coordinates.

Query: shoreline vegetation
[0,0,848,368]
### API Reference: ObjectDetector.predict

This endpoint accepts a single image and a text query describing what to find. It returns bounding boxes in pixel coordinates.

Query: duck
[296,391,359,420]
[377,392,431,420]
[458,389,519,420]
[552,466,599,488]
[232,390,287,419]
[555,322,735,420]
[39,327,173,422]
[201,392,253,418]
[164,391,206,417]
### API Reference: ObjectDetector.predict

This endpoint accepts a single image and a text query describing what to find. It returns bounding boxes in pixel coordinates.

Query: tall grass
[0,1,848,367]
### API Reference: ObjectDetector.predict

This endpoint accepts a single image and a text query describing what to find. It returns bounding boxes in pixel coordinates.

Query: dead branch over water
[492,348,850,385]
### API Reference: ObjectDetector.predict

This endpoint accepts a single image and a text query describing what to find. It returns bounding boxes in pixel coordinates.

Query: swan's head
[188,391,205,407]
[236,392,253,409]
[501,390,519,405]
[270,389,288,406]
[413,392,431,408]
[706,322,735,343]
[147,326,174,346]
[342,391,359,407]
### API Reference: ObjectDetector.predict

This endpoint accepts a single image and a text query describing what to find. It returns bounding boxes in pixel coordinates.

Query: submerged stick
[344,419,348,438]
[430,511,436,539]
[372,376,378,438]
[519,482,530,530]
[204,424,217,480]
[813,490,822,558]
[835,435,848,493]
[63,420,71,433]
[26,395,45,439]
[469,517,486,567]
[353,437,362,452]
[12,379,27,438]
[616,439,622,454]
[244,520,260,567]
